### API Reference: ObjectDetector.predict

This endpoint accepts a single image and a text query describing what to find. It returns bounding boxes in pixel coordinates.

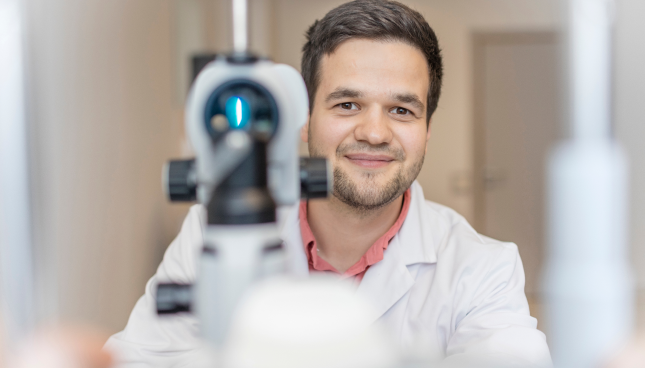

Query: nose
[353,106,393,145]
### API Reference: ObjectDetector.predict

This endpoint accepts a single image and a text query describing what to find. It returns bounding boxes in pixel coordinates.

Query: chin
[347,170,392,187]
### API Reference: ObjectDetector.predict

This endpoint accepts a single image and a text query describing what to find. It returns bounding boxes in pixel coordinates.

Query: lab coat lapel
[356,181,437,322]
[356,234,414,323]
[397,181,438,266]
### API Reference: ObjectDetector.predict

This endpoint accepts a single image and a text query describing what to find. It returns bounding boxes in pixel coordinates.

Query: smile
[344,153,395,169]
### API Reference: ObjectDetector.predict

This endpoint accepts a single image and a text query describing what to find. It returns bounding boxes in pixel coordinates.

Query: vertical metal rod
[232,0,248,54]
[0,0,35,347]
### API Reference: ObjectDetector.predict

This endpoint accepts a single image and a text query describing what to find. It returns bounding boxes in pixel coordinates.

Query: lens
[225,96,251,129]
[203,81,278,142]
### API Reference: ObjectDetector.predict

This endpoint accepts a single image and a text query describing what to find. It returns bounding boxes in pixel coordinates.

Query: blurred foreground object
[542,0,633,367]
[158,54,324,347]
[157,0,329,354]
[222,276,397,368]
[0,4,111,368]
[0,0,35,343]
[13,326,112,368]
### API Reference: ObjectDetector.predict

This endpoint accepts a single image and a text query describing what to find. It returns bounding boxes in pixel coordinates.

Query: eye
[338,102,359,110]
[390,107,411,115]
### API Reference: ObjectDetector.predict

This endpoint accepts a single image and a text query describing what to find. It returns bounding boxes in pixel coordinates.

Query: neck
[306,193,404,273]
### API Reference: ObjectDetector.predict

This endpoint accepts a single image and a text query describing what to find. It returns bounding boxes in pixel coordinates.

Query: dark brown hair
[301,0,443,122]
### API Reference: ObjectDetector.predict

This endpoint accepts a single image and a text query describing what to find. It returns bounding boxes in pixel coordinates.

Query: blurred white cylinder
[543,0,633,367]
[544,142,632,368]
[0,0,34,343]
[569,0,613,140]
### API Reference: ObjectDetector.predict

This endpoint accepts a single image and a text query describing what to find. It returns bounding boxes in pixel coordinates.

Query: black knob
[164,159,197,202]
[156,283,192,315]
[300,157,331,199]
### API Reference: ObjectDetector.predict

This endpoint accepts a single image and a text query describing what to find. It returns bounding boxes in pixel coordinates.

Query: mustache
[336,142,405,161]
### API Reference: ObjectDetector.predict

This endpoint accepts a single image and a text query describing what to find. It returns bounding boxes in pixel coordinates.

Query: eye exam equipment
[155,0,331,348]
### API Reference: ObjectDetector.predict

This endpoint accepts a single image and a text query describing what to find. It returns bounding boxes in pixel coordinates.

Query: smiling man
[301,36,433,278]
[106,1,551,367]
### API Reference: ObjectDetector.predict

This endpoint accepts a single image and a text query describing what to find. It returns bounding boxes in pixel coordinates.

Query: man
[105,1,551,366]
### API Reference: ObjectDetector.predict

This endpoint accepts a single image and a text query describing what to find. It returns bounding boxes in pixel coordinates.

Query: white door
[473,33,560,297]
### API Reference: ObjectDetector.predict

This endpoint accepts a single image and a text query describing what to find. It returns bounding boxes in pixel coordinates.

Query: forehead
[317,38,429,98]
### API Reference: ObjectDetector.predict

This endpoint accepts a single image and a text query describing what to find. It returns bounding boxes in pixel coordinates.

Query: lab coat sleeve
[442,243,552,368]
[104,205,210,368]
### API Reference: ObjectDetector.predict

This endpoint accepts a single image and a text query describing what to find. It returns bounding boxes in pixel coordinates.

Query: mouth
[344,153,395,169]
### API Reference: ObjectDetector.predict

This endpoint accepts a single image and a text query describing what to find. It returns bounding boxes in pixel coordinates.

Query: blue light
[225,96,250,129]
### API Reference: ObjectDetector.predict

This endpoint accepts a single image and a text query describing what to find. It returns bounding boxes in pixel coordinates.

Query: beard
[310,140,425,213]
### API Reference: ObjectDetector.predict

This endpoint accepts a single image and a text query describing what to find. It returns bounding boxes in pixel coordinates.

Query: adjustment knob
[300,157,332,199]
[164,159,196,202]
[156,283,192,315]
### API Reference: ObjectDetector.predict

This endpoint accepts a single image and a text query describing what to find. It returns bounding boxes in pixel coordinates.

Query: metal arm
[232,0,248,54]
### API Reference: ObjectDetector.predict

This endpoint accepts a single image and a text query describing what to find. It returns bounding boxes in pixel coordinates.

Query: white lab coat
[105,181,552,367]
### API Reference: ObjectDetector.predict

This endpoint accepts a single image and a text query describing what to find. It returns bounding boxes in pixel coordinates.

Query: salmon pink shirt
[299,189,411,282]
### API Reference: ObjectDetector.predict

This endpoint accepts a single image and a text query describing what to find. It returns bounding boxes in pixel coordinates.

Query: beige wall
[25,0,190,331]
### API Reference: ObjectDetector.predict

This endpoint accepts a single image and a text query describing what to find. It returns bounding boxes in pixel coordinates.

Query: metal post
[232,0,248,54]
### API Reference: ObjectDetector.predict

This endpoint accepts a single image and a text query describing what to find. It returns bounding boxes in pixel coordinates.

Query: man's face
[302,39,431,211]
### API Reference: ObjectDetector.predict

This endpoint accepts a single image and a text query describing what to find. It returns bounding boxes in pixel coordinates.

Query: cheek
[396,126,428,160]
[309,115,354,155]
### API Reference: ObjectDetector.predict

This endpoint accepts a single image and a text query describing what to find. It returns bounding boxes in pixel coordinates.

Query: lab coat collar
[356,181,438,322]
[278,181,439,321]
[397,181,439,266]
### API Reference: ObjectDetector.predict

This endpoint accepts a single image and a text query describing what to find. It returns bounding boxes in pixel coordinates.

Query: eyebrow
[392,93,425,112]
[325,87,363,103]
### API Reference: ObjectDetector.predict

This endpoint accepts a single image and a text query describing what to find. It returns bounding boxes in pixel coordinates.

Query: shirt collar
[278,181,440,278]
[298,189,412,277]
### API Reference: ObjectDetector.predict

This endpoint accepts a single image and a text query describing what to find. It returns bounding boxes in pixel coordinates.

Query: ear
[424,118,432,154]
[300,112,310,143]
